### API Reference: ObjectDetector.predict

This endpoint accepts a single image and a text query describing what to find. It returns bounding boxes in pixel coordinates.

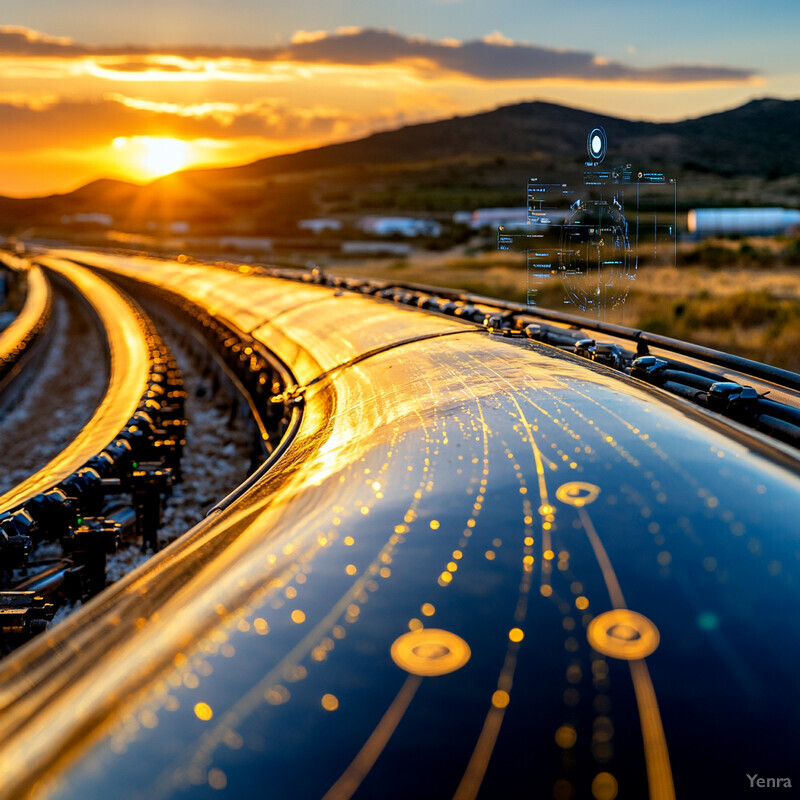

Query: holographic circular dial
[587,127,607,163]
[557,200,633,311]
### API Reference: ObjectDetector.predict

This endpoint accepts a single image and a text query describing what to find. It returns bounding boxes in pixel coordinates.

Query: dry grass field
[325,239,800,372]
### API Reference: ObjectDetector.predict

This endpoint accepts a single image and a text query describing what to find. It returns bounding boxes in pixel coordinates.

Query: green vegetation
[609,288,800,370]
[678,237,800,269]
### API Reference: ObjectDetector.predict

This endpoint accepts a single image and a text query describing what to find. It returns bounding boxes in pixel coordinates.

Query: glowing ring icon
[587,127,607,163]
[391,629,471,676]
[555,482,601,507]
[587,609,660,660]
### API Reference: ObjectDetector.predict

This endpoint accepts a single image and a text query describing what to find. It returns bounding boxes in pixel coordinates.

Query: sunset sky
[2,0,799,197]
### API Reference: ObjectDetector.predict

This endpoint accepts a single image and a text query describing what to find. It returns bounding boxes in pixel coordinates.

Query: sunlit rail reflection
[0,250,796,800]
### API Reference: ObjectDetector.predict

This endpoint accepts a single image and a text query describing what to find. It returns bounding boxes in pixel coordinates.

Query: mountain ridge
[1,97,798,235]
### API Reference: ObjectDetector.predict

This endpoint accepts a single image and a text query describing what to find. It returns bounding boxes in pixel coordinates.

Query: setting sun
[112,136,191,179]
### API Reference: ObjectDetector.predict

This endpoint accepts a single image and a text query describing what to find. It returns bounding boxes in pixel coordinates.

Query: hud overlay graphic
[499,127,677,318]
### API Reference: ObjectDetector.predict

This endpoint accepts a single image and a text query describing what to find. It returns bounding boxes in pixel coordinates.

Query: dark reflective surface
[2,252,798,800]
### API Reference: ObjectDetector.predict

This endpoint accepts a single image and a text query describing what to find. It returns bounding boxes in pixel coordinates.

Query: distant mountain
[167,97,800,179]
[2,98,799,236]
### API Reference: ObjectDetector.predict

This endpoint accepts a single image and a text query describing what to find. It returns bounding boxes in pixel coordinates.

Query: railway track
[0,256,53,414]
[0,258,186,644]
[0,256,291,652]
[0,248,797,799]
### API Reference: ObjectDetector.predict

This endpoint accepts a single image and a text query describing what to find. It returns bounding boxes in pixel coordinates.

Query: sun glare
[113,136,191,179]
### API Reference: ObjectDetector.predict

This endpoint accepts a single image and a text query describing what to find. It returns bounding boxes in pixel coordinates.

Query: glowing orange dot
[508,627,524,643]
[555,724,577,749]
[492,690,510,708]
[321,694,339,711]
[291,610,306,624]
[421,603,435,617]
[430,520,440,530]
[540,585,553,597]
[194,702,213,721]
[576,596,589,610]
[544,550,555,560]
[592,772,618,800]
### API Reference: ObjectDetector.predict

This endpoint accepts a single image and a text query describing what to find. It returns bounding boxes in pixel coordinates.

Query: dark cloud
[97,61,188,73]
[0,27,91,57]
[274,30,754,82]
[0,26,755,84]
[0,97,350,151]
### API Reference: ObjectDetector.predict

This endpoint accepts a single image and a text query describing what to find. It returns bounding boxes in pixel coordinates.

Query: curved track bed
[0,258,151,514]
[0,280,106,498]
[0,251,797,800]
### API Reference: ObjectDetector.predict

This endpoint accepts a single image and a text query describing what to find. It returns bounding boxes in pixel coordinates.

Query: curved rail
[0,259,150,514]
[0,263,53,403]
[0,258,197,640]
[0,251,797,800]
[54,249,800,450]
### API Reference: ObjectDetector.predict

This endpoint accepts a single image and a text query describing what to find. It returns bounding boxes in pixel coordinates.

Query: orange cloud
[0,94,398,152]
[0,25,757,85]
[0,97,307,149]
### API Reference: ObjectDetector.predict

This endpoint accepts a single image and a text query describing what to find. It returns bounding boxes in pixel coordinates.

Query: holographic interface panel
[499,127,677,317]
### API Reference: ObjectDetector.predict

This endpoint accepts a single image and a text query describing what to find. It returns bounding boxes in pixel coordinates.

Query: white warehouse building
[469,208,528,229]
[358,216,442,237]
[688,208,800,237]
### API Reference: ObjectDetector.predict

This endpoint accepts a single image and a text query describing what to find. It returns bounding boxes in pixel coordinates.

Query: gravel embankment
[103,328,253,581]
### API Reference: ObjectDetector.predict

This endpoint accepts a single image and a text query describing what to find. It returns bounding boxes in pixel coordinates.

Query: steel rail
[0,251,796,799]
[308,273,800,393]
[55,248,800,449]
[0,259,151,514]
[0,262,53,406]
[0,258,198,643]
[92,267,301,513]
[43,250,796,392]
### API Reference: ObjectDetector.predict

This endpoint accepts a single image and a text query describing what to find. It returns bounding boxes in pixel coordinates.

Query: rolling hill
[1,97,799,236]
